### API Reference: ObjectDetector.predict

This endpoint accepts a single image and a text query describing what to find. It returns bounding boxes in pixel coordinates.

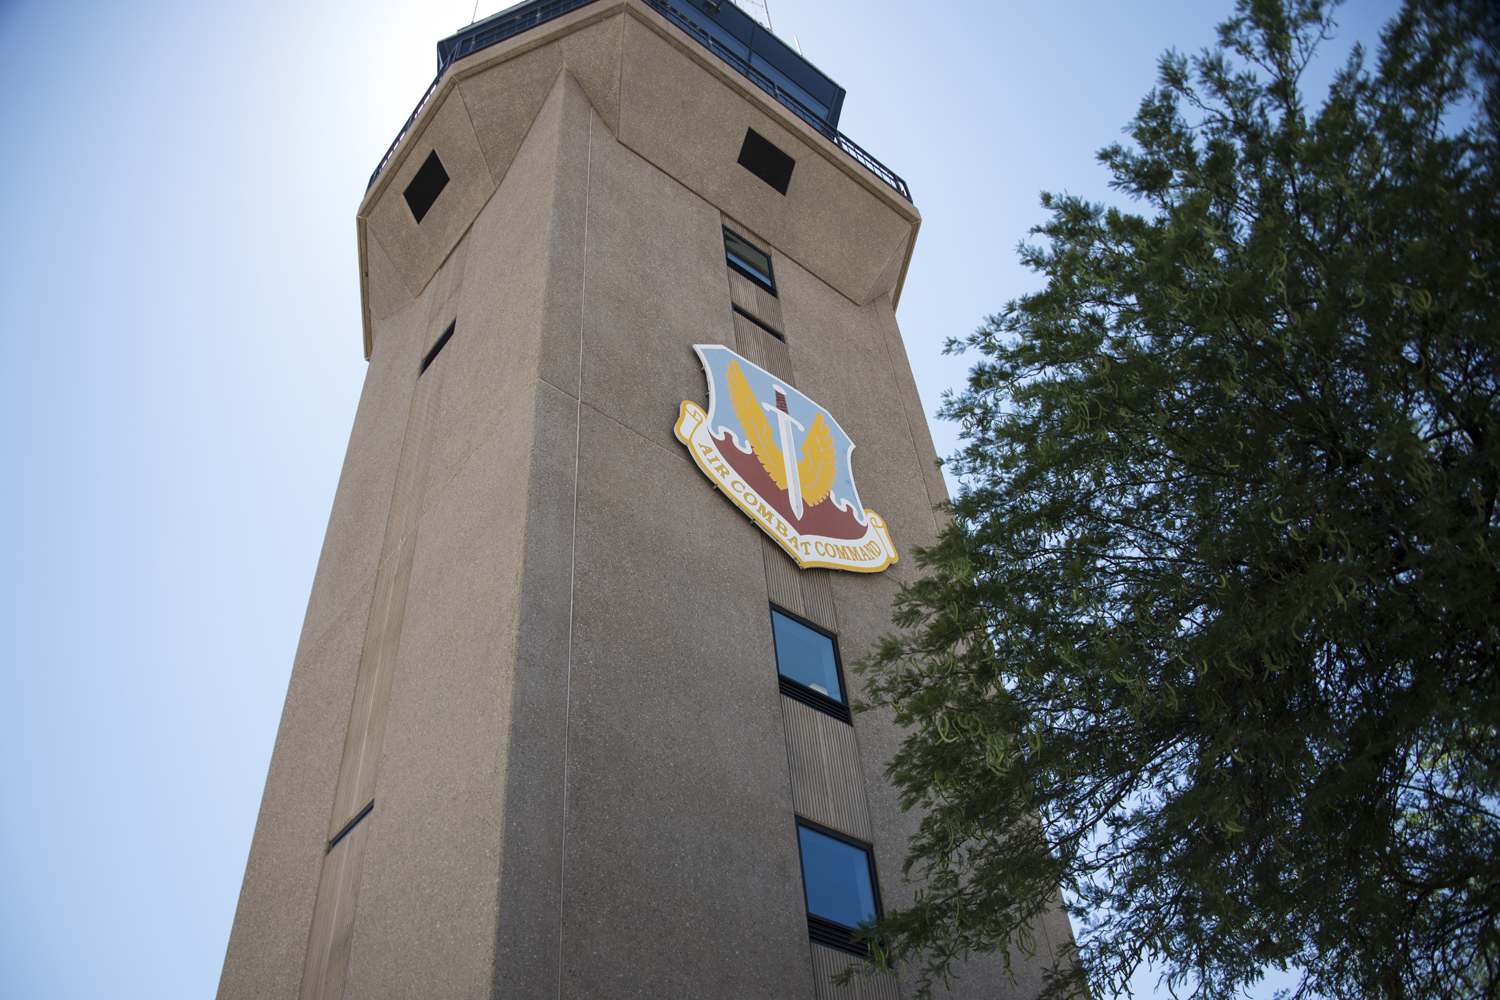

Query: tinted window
[420,321,455,375]
[798,825,877,929]
[737,128,795,194]
[723,227,776,294]
[772,609,842,701]
[404,150,450,223]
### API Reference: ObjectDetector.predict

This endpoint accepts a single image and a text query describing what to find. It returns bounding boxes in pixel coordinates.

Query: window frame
[723,225,777,296]
[794,816,884,957]
[770,604,851,725]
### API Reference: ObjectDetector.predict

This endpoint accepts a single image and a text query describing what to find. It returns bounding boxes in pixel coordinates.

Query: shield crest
[674,344,897,573]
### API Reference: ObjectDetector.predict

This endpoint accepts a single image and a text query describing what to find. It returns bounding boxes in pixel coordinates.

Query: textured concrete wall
[222,5,1074,998]
[355,0,920,359]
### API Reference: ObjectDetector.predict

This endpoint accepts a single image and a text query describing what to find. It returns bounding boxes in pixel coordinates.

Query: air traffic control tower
[218,2,1073,998]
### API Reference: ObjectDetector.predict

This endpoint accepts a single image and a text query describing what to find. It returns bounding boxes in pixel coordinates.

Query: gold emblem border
[675,400,898,573]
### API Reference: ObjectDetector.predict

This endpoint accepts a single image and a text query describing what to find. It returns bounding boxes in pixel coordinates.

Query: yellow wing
[798,412,838,507]
[727,361,786,489]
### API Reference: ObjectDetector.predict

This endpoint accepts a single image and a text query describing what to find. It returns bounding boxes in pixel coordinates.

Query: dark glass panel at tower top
[437,0,845,127]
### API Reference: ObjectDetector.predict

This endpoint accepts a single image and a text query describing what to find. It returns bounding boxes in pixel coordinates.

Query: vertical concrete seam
[815,712,835,829]
[874,302,941,535]
[304,304,455,999]
[452,81,493,186]
[557,106,593,1000]
[844,707,878,842]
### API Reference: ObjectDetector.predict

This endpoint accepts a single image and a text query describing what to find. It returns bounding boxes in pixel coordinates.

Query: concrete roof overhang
[356,0,920,360]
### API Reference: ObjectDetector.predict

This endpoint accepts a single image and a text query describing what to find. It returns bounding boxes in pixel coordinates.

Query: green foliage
[854,1,1499,997]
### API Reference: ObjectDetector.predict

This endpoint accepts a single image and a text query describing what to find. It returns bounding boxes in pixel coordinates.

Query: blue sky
[0,1,1399,997]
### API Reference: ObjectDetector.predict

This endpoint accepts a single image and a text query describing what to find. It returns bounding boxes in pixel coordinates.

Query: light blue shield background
[694,344,867,521]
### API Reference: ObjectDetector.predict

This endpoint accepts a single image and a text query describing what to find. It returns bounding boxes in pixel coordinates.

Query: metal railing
[366,0,911,202]
[438,0,601,68]
[646,0,911,200]
[369,72,447,191]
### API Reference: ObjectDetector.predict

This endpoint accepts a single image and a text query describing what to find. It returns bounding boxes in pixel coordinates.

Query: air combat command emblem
[675,344,897,573]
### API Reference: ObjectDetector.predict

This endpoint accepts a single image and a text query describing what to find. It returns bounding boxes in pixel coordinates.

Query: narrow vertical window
[732,304,784,342]
[420,322,455,375]
[723,226,776,295]
[772,606,849,723]
[797,819,882,955]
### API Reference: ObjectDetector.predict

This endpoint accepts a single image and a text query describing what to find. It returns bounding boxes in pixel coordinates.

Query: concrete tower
[218,2,1074,998]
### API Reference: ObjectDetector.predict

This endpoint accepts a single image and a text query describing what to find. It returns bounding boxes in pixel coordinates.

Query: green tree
[853,1,1499,997]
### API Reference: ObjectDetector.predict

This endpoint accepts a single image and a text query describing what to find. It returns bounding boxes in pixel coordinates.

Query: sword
[764,387,806,519]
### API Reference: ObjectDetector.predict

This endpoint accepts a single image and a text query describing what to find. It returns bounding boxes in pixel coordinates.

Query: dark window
[420,321,455,375]
[404,150,450,223]
[732,303,784,342]
[723,226,776,295]
[328,800,372,853]
[772,606,848,723]
[797,819,881,955]
[737,128,795,195]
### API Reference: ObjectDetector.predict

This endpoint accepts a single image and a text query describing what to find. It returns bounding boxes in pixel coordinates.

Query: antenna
[733,0,773,32]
